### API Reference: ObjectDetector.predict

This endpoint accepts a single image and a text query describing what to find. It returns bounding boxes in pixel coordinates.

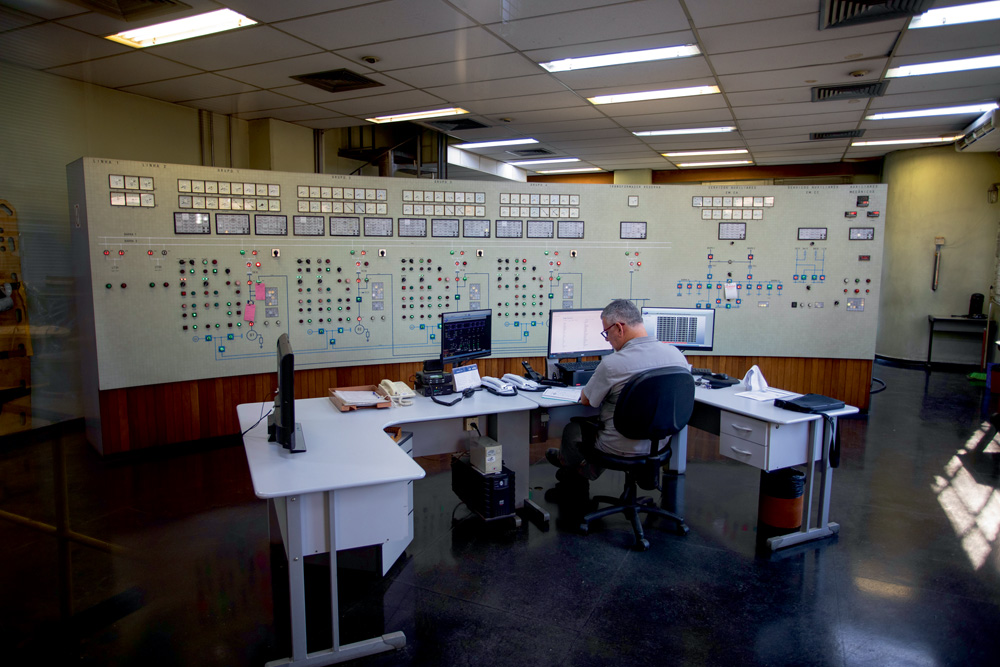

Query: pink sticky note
[255,283,266,300]
[244,304,256,322]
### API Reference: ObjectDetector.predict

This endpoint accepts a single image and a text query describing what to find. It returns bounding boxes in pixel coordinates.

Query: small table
[927,316,990,369]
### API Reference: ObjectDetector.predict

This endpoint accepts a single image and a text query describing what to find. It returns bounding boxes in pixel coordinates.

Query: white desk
[238,391,537,667]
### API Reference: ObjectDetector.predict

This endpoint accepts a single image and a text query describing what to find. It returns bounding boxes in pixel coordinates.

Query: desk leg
[927,320,935,369]
[667,426,688,474]
[767,419,839,551]
[265,493,405,667]
[488,410,549,529]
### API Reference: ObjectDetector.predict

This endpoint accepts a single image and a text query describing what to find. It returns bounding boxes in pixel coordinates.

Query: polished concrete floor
[2,362,1000,666]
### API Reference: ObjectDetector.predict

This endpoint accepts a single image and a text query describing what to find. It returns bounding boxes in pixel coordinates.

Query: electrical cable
[870,377,886,394]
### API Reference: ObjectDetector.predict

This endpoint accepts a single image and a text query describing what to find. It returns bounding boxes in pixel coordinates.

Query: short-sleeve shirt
[583,336,688,457]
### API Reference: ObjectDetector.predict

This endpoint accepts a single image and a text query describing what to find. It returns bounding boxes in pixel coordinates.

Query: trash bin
[757,468,805,536]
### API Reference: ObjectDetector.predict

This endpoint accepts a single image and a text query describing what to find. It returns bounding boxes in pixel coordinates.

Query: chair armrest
[571,415,601,444]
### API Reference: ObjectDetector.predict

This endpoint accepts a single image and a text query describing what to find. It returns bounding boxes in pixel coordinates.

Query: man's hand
[580,390,591,406]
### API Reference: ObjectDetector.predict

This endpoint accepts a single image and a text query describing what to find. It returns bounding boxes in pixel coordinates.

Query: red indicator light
[636,262,641,267]
[697,284,702,289]
[251,250,257,255]
[777,285,783,290]
[247,280,252,285]
[361,250,366,255]
[356,278,361,283]
[556,261,561,266]
[255,262,261,267]
[147,250,153,256]
[118,250,125,256]
[748,254,753,260]
[708,254,713,260]
[247,262,252,267]
[104,250,110,256]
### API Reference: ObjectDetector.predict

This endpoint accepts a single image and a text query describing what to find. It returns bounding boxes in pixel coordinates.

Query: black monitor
[268,333,306,453]
[640,306,716,352]
[440,309,492,365]
[547,308,614,359]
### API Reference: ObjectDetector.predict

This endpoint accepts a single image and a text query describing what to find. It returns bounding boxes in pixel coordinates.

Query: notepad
[542,386,582,402]
[333,390,384,406]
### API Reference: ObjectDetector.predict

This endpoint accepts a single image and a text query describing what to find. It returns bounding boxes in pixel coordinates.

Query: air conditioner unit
[956,109,1000,152]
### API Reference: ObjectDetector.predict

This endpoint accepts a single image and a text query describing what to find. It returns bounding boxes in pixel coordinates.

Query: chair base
[579,492,689,551]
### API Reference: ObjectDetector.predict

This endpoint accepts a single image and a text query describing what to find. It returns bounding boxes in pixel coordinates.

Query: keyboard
[556,360,601,372]
[691,367,713,376]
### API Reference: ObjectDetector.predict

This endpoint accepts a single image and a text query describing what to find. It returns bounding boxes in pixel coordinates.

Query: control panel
[69,158,885,390]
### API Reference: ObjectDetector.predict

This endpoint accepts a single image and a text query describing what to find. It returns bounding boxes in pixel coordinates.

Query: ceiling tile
[272,75,417,104]
[739,110,864,130]
[496,118,621,135]
[46,52,201,89]
[549,57,713,91]
[755,155,842,164]
[868,84,1000,110]
[300,116,374,129]
[700,14,907,55]
[146,25,320,71]
[1,0,84,20]
[121,73,259,103]
[523,30,696,64]
[645,138,751,151]
[0,22,128,69]
[388,53,541,89]
[0,6,43,32]
[275,0,475,51]
[447,0,629,24]
[459,91,590,115]
[685,0,816,29]
[589,94,729,119]
[216,53,372,89]
[180,90,305,114]
[734,99,867,119]
[428,74,568,102]
[224,0,378,23]
[340,27,513,71]
[618,108,736,129]
[895,21,1000,57]
[531,128,635,142]
[881,68,1000,94]
[235,105,342,122]
[479,106,606,125]
[318,90,448,116]
[56,0,219,35]
[859,116,972,131]
[490,0,689,51]
[726,87,815,106]
[741,124,856,139]
[711,34,898,76]
[717,58,889,92]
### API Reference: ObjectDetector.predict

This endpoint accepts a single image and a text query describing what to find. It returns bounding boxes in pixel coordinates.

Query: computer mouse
[709,373,730,381]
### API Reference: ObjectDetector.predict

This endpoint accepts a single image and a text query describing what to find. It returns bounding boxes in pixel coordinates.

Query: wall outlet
[463,417,479,432]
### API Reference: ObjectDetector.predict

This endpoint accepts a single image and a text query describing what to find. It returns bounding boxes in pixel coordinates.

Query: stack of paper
[542,386,582,402]
[333,390,384,406]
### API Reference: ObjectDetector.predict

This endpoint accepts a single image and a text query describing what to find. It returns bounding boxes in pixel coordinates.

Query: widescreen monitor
[547,308,614,359]
[641,306,716,352]
[268,333,305,452]
[440,309,492,364]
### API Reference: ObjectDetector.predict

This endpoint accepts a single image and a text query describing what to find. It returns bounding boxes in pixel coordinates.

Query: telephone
[502,373,541,391]
[521,360,543,382]
[379,379,415,399]
[481,376,516,396]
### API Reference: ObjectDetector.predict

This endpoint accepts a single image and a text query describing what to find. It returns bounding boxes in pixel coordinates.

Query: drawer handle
[729,424,753,433]
[729,446,753,457]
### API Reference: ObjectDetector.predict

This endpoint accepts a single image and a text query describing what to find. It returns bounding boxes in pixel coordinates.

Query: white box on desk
[471,436,501,474]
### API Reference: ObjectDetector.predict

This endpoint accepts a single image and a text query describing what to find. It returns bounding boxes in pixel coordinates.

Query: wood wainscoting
[95,356,871,454]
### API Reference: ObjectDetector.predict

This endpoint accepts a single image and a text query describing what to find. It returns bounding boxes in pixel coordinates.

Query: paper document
[735,389,800,402]
[333,390,384,405]
[542,387,582,402]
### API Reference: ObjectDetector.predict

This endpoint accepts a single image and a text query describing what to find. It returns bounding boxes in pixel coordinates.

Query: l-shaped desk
[238,384,856,667]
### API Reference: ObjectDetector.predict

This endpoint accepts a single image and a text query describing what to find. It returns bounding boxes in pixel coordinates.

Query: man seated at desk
[545,299,687,501]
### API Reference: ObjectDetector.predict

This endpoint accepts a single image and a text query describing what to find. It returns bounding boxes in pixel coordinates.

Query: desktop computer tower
[451,454,515,519]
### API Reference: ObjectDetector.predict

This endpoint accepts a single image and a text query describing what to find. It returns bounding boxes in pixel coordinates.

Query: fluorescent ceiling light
[886,54,1000,77]
[851,136,963,147]
[663,149,748,158]
[535,167,603,174]
[366,108,469,124]
[588,85,720,105]
[865,103,997,120]
[634,126,736,136]
[510,158,580,166]
[909,1,1000,29]
[675,160,754,168]
[456,138,538,149]
[540,45,700,73]
[105,9,257,48]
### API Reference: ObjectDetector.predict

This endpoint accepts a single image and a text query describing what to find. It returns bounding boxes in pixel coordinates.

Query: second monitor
[641,306,716,352]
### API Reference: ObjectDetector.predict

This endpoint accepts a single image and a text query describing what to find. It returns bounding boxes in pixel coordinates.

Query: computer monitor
[640,306,716,352]
[547,309,614,359]
[440,309,492,365]
[268,333,306,452]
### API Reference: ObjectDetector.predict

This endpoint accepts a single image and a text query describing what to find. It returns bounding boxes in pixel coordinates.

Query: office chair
[575,366,695,551]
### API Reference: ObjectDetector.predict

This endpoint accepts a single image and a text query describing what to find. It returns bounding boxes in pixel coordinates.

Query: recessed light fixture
[675,160,754,168]
[540,45,701,73]
[456,138,538,149]
[865,103,997,120]
[588,85,720,105]
[105,9,257,48]
[886,54,1000,78]
[510,158,580,166]
[851,136,963,146]
[633,126,736,136]
[535,167,603,174]
[366,108,469,124]
[663,149,748,158]
[909,1,1000,29]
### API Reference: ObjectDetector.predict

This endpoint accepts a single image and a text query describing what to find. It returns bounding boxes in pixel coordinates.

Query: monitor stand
[288,423,307,453]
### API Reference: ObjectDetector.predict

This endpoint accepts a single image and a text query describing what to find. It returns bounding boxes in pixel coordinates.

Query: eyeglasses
[600,322,621,341]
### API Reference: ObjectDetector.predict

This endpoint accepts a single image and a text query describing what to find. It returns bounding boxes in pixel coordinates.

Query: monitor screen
[641,306,716,352]
[268,333,305,452]
[547,309,614,359]
[440,309,492,364]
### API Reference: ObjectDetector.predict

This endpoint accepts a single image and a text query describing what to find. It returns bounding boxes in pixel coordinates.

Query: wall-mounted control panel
[69,158,885,390]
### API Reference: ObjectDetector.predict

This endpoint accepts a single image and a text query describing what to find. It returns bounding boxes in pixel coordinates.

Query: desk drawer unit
[718,411,814,471]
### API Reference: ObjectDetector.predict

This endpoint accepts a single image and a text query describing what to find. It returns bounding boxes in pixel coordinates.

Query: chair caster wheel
[579,523,589,535]
[676,524,690,536]
[634,538,650,551]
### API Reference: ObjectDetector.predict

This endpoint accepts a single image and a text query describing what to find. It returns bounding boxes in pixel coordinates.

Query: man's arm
[579,389,591,406]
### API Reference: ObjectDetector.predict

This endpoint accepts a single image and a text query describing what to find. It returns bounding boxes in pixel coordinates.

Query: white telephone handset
[502,373,540,391]
[379,379,415,404]
[481,376,516,396]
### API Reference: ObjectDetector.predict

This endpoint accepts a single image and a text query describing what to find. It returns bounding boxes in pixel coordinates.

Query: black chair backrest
[612,366,695,448]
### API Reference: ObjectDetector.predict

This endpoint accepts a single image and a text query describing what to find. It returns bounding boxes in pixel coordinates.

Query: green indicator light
[350,250,355,255]
[213,269,217,273]
[190,269,195,274]
[338,306,343,311]
[149,282,155,287]
[365,278,369,283]
[356,297,362,302]
[219,346,225,352]
[237,322,241,327]
[463,276,467,281]
[215,323,220,328]
[505,312,509,317]
[505,302,509,307]
[106,284,112,289]
[767,284,773,290]
[625,252,629,256]
[227,312,232,316]
[420,324,425,330]
[327,307,331,311]
[307,299,312,303]
[544,251,549,255]
[240,250,245,255]
[192,312,197,318]
[193,325,197,329]
[533,302,536,306]
[214,303,219,307]
[438,296,442,300]
[326,267,330,272]
[227,302,232,307]
[450,250,455,255]
[419,258,424,263]
[549,293,554,298]
[557,276,561,280]
[203,259,208,264]
[455,295,460,300]
[319,328,324,334]
[308,319,312,324]
[227,334,234,340]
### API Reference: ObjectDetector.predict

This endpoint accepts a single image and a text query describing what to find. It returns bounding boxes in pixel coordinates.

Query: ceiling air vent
[820,0,933,29]
[67,0,192,21]
[505,148,554,158]
[425,118,491,131]
[810,130,866,140]
[291,69,384,95]
[812,81,889,102]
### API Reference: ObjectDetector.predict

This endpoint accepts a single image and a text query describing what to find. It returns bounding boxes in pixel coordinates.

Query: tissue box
[470,436,501,474]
